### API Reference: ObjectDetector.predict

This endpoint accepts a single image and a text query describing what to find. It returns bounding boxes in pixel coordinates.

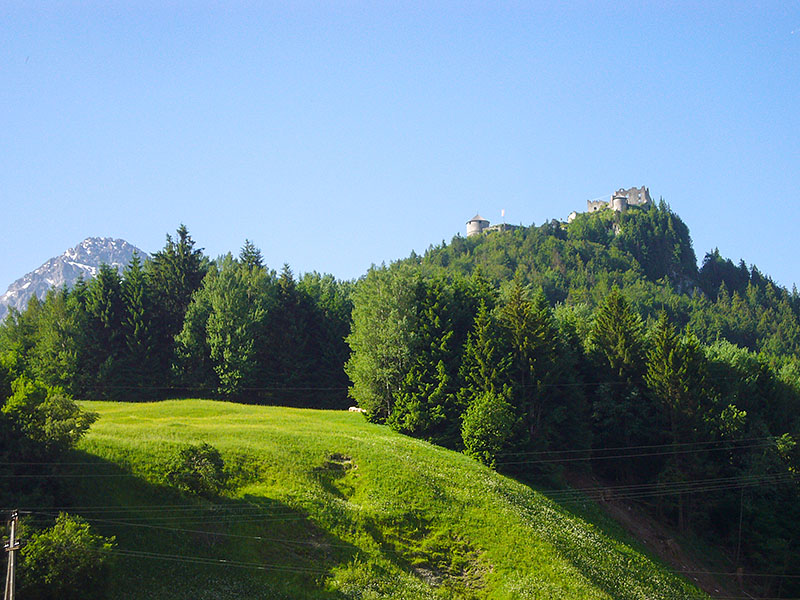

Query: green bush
[461,392,515,468]
[165,442,228,496]
[20,513,115,600]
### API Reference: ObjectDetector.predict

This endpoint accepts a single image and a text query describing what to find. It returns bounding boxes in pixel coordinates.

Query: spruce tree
[239,239,264,271]
[587,288,657,478]
[259,264,316,404]
[121,253,159,398]
[389,277,458,444]
[147,225,208,389]
[645,313,708,530]
[30,287,87,396]
[589,287,646,383]
[497,280,558,446]
[84,264,123,399]
[459,300,510,399]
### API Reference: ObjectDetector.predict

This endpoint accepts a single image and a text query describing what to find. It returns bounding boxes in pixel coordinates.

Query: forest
[2,204,800,597]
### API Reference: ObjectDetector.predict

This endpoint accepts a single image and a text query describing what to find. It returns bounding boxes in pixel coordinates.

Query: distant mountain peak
[0,237,147,320]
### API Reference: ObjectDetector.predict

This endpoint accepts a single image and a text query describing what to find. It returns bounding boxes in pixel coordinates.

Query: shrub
[20,513,115,600]
[165,442,228,496]
[1,376,97,454]
[461,392,515,468]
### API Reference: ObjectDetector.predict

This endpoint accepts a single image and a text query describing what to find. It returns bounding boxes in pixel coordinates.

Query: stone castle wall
[587,199,607,212]
[616,186,651,207]
[584,186,651,216]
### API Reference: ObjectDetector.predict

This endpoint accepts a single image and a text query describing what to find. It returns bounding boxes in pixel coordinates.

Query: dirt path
[563,471,746,599]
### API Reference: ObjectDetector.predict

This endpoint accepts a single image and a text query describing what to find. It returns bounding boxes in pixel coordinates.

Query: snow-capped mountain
[0,237,147,320]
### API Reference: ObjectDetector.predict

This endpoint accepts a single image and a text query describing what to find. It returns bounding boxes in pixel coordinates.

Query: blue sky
[2,2,799,290]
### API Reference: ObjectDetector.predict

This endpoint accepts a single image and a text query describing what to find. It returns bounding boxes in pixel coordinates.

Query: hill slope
[55,400,708,599]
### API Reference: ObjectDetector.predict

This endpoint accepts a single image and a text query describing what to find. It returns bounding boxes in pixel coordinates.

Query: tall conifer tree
[148,225,208,388]
[85,264,123,398]
[121,253,158,397]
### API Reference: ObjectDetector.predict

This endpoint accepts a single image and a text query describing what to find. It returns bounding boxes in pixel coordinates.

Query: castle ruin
[466,214,520,237]
[587,186,651,214]
[468,186,653,234]
[569,186,652,223]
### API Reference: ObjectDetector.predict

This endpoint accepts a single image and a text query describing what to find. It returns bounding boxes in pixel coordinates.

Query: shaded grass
[55,399,712,599]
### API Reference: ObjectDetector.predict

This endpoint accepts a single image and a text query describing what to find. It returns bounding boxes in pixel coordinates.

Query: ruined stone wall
[572,186,651,223]
[587,199,608,212]
[485,223,520,233]
[616,186,651,207]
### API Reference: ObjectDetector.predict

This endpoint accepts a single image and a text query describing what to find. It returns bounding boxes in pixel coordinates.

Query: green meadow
[60,399,708,599]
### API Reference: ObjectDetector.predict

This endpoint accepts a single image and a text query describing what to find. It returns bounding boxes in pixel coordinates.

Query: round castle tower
[466,214,490,236]
[610,194,628,212]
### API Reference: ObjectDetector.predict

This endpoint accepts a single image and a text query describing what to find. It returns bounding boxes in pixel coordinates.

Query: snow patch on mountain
[0,237,147,320]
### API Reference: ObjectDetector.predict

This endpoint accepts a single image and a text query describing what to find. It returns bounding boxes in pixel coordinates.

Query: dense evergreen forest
[3,204,800,596]
[0,227,353,407]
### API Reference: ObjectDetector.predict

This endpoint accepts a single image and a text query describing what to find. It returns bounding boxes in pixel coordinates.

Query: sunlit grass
[68,399,708,599]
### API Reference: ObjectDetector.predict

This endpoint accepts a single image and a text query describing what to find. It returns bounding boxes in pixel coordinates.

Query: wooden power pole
[3,510,19,600]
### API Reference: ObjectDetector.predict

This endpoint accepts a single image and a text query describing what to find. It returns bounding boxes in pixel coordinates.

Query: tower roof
[467,214,489,224]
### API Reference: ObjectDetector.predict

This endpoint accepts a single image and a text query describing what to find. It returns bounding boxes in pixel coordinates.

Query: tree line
[0,226,353,407]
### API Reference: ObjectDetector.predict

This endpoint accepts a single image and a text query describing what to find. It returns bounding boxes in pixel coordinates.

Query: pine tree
[459,300,510,399]
[120,253,159,398]
[84,264,123,399]
[497,280,558,445]
[645,313,708,530]
[588,288,655,478]
[147,225,208,389]
[239,239,264,271]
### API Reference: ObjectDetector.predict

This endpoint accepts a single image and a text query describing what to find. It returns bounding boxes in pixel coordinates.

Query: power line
[678,570,800,580]
[540,473,794,504]
[95,546,327,574]
[28,511,354,548]
[14,489,800,595]
[0,473,141,479]
[27,512,312,526]
[81,384,349,392]
[495,436,777,458]
[1,501,291,512]
[543,472,791,497]
[14,473,793,522]
[495,442,773,467]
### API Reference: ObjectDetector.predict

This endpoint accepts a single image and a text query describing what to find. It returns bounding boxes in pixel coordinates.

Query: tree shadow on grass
[20,449,361,600]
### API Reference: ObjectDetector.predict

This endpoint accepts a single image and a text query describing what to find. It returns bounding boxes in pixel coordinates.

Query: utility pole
[4,510,19,600]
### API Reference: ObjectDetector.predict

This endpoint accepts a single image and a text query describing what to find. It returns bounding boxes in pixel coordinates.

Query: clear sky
[2,2,799,291]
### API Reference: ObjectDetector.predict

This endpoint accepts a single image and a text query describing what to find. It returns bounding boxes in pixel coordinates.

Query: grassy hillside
[56,399,708,599]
